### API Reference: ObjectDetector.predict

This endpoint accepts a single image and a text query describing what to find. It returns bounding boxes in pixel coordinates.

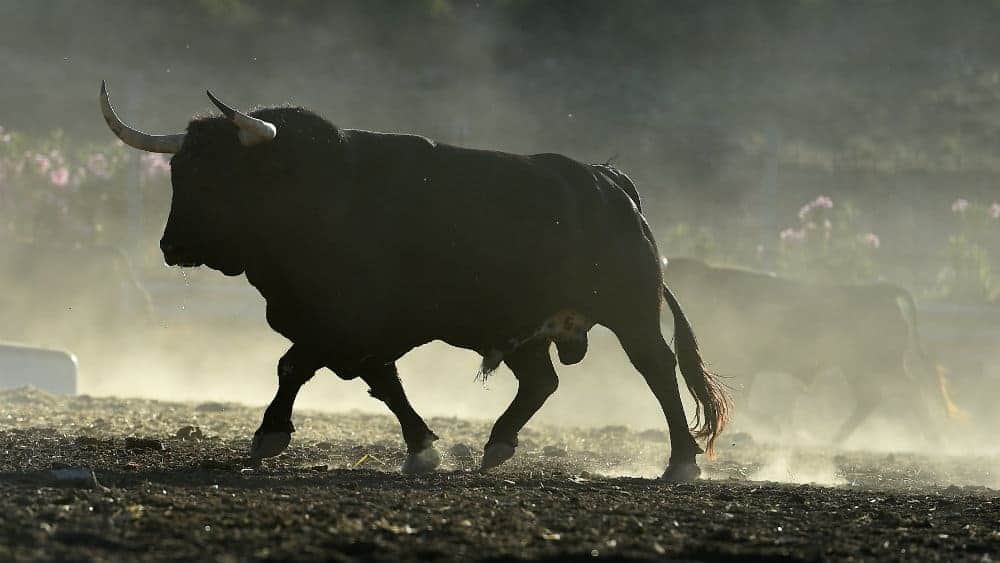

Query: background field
[1,0,999,484]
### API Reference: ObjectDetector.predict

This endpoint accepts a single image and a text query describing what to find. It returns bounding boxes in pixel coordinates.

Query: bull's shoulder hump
[527,152,585,167]
[342,128,437,149]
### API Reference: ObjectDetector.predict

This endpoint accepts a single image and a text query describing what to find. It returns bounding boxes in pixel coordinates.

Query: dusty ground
[0,387,997,562]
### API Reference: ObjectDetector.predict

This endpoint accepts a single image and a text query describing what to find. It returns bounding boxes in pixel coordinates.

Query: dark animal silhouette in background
[99,82,729,481]
[662,257,963,445]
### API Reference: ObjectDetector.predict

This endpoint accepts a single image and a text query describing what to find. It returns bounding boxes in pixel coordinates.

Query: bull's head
[99,82,277,276]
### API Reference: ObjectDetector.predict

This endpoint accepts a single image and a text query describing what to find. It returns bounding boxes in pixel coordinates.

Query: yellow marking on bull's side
[478,309,594,380]
[540,309,593,342]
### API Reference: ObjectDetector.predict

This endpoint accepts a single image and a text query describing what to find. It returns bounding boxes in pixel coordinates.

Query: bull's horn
[99,81,185,154]
[206,90,277,146]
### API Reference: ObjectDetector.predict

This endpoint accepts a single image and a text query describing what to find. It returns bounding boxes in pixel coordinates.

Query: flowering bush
[775,195,880,284]
[0,126,170,247]
[936,198,1000,303]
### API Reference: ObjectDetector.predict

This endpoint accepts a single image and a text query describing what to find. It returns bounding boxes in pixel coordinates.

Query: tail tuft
[896,289,969,423]
[662,283,732,457]
[936,365,970,423]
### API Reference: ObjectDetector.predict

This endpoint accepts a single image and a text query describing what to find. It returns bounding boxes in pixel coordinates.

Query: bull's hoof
[249,432,292,460]
[660,462,701,482]
[480,442,516,471]
[401,446,441,474]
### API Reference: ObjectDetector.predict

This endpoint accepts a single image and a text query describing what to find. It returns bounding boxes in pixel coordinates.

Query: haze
[1,1,998,467]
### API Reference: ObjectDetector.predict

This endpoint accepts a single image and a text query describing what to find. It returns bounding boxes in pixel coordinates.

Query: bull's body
[100,87,728,480]
[239,124,638,374]
[663,257,945,443]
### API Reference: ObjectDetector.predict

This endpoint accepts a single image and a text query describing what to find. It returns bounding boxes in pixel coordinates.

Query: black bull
[662,257,960,444]
[100,87,729,481]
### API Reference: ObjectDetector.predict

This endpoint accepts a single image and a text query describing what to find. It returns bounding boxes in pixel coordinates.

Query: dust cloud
[749,453,845,486]
[2,1,999,487]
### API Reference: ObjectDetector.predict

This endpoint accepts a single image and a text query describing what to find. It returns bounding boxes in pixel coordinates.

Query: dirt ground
[0,387,996,562]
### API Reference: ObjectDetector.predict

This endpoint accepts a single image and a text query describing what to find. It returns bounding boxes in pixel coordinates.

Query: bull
[662,257,960,444]
[98,82,729,481]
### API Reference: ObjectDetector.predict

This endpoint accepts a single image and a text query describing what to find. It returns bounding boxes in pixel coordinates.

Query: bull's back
[350,134,644,281]
[665,262,910,376]
[338,132,651,344]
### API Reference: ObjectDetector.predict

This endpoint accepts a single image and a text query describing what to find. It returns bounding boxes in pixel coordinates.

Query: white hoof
[661,462,701,482]
[401,446,441,474]
[480,442,515,471]
[249,432,291,459]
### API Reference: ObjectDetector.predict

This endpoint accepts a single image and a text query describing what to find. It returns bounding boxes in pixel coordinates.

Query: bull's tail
[935,364,970,422]
[894,291,969,421]
[662,283,731,456]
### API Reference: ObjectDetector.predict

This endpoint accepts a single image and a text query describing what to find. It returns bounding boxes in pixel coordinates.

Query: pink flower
[87,153,111,179]
[49,167,70,187]
[990,202,1000,219]
[952,198,969,213]
[812,195,833,209]
[141,153,171,178]
[798,195,834,221]
[780,227,806,243]
[861,233,880,249]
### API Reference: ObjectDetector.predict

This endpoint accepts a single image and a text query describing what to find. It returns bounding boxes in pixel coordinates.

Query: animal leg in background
[831,373,882,445]
[481,339,559,471]
[897,361,945,445]
[250,344,323,459]
[362,363,441,474]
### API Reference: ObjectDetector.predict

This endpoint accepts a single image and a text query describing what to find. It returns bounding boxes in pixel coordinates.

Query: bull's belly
[474,309,595,375]
[265,294,596,376]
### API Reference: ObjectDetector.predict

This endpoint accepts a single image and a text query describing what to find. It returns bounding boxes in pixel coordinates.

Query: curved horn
[206,90,277,147]
[99,81,185,154]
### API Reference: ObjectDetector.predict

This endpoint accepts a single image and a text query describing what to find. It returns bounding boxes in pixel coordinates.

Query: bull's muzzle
[160,240,201,268]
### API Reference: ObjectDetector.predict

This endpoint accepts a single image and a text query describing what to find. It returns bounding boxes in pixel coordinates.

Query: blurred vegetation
[0,130,171,272]
[935,200,1000,303]
[4,0,1000,300]
[774,197,880,285]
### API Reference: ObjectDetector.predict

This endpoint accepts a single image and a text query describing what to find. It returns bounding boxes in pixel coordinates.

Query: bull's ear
[206,90,276,147]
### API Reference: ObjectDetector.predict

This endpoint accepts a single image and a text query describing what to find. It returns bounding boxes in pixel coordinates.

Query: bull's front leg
[482,340,559,471]
[249,344,322,460]
[360,362,441,474]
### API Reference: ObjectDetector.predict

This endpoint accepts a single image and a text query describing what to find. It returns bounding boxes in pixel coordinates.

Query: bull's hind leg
[831,362,886,446]
[831,385,879,446]
[619,331,702,481]
[361,363,441,474]
[250,344,324,460]
[615,325,704,481]
[481,340,559,471]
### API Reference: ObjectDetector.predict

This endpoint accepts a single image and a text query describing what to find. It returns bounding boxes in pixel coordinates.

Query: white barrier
[0,343,77,395]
